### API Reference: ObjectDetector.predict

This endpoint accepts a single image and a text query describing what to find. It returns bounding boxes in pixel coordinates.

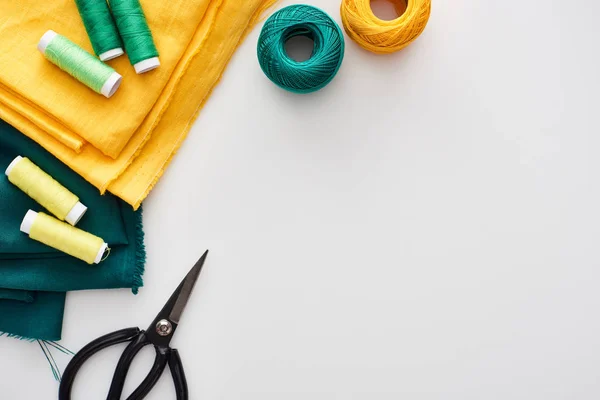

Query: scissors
[58,250,209,400]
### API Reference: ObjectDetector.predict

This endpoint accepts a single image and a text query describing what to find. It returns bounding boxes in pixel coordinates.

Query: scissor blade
[169,250,208,324]
[146,250,208,347]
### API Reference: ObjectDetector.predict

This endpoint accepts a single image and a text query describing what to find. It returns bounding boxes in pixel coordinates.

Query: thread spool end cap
[20,210,38,235]
[134,57,160,74]
[95,243,108,264]
[65,201,87,226]
[38,30,58,54]
[5,155,23,176]
[101,72,122,98]
[99,48,125,61]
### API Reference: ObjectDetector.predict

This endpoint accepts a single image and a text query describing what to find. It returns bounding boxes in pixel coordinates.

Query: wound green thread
[110,0,159,66]
[75,0,123,58]
[43,32,118,96]
[257,5,345,94]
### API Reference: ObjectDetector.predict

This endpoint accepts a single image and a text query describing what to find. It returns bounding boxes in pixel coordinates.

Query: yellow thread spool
[340,0,431,54]
[20,210,108,264]
[5,156,87,225]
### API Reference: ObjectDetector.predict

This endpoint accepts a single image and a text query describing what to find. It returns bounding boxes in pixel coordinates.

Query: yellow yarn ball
[340,0,431,54]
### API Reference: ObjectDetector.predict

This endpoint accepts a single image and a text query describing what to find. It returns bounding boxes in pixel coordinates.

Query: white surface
[20,209,37,235]
[4,155,22,176]
[65,201,87,226]
[37,30,57,53]
[2,0,600,398]
[134,57,160,74]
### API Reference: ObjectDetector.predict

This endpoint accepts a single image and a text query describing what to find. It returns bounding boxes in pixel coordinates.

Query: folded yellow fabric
[0,0,275,209]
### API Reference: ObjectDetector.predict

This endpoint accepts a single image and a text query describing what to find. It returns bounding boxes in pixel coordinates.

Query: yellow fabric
[0,0,276,209]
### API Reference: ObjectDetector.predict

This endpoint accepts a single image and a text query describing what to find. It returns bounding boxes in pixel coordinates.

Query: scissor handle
[107,330,189,400]
[60,327,189,400]
[59,327,141,400]
[169,349,189,400]
[107,330,168,400]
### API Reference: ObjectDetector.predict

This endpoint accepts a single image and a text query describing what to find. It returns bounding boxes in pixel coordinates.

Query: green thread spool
[38,30,122,98]
[257,5,345,93]
[110,0,160,74]
[75,0,124,61]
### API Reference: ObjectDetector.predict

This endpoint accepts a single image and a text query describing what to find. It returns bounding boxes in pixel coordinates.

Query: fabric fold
[0,0,276,208]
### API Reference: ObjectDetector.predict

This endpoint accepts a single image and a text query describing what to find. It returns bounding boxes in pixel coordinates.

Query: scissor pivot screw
[156,319,173,336]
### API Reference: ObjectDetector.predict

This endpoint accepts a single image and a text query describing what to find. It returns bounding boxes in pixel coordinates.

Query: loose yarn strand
[44,340,75,356]
[38,340,62,381]
[340,0,431,54]
[37,340,75,381]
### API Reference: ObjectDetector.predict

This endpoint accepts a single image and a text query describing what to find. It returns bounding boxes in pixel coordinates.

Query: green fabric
[0,119,145,341]
[0,288,35,303]
[0,291,65,340]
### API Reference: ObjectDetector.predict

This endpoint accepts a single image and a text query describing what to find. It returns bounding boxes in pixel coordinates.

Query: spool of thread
[21,211,108,264]
[110,0,160,74]
[340,0,431,54]
[75,0,124,61]
[5,156,87,226]
[257,5,345,94]
[38,30,122,98]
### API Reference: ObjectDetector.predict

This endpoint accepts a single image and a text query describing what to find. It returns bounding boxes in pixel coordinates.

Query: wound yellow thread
[340,0,431,54]
[6,156,87,225]
[22,211,108,265]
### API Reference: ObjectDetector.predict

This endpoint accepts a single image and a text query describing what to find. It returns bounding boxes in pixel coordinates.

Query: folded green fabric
[0,291,66,341]
[0,120,145,340]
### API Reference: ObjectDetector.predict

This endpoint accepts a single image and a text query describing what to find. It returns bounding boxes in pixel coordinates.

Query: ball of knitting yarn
[341,0,431,54]
[257,5,345,94]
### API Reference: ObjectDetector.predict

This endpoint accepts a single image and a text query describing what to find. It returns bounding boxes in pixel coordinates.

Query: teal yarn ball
[257,5,345,94]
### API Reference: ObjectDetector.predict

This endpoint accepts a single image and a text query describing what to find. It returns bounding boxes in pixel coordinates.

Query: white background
[2,0,600,398]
